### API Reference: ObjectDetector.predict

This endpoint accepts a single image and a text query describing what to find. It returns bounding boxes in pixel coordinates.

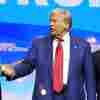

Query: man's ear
[64,18,69,28]
[64,22,69,29]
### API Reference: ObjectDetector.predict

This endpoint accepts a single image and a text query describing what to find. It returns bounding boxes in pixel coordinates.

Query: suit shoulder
[32,35,48,43]
[72,36,90,48]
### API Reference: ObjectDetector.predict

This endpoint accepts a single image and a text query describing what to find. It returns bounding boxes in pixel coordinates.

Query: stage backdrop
[0,0,100,100]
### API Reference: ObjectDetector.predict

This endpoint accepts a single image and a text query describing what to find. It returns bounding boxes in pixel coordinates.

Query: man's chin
[51,33,62,40]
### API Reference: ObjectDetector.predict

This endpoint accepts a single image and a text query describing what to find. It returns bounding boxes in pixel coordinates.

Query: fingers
[1,64,16,77]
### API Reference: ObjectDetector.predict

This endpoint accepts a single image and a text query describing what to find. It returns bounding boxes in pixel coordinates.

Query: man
[0,8,96,100]
[93,50,100,100]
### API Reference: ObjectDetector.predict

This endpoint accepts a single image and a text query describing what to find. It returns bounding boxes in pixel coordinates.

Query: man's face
[50,11,70,37]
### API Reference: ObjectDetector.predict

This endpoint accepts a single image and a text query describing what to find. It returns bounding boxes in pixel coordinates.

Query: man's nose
[50,22,54,26]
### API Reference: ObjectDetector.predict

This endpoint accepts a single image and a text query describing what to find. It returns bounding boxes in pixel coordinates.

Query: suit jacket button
[40,89,47,96]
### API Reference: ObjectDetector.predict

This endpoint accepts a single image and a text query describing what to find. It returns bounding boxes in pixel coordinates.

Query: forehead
[51,10,70,19]
[51,12,64,19]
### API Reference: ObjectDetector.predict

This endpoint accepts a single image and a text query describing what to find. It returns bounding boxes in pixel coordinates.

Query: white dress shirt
[53,33,70,84]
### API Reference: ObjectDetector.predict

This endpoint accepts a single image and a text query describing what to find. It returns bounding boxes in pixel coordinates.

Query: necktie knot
[57,39,63,48]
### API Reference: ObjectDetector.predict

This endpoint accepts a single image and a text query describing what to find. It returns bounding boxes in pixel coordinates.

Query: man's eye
[51,19,56,22]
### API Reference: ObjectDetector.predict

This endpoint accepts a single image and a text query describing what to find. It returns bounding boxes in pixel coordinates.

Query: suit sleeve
[12,40,37,80]
[83,43,96,100]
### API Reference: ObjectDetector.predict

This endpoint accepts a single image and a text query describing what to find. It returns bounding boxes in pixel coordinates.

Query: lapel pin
[74,45,77,48]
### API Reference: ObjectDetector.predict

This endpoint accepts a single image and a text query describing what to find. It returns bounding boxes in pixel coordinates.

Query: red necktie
[53,40,63,93]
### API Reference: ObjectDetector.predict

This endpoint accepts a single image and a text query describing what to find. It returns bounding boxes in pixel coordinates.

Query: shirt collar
[62,32,70,41]
[53,32,70,42]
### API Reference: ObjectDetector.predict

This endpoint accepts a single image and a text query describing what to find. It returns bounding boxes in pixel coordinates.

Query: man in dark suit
[0,8,96,100]
[93,50,100,100]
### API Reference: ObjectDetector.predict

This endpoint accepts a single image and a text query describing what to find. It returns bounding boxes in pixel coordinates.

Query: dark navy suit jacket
[11,35,96,100]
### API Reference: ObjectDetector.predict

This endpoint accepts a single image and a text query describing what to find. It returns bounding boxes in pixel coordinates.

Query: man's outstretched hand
[0,64,16,77]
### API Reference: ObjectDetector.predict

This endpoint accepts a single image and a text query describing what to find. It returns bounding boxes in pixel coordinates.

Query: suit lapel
[68,35,81,83]
[47,36,53,79]
[68,36,75,84]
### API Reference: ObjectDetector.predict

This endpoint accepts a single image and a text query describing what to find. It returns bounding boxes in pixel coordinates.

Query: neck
[53,32,66,40]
